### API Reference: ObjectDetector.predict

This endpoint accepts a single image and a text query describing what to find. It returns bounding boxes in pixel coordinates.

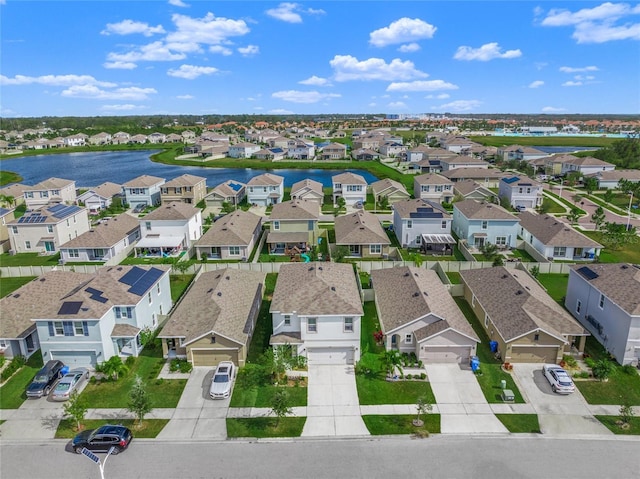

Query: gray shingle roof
[440,168,506,180]
[455,199,518,221]
[270,199,320,220]
[291,178,323,197]
[164,174,206,187]
[335,210,390,246]
[196,210,261,247]
[571,263,640,315]
[519,212,602,248]
[332,172,367,185]
[122,175,165,188]
[142,202,200,221]
[247,173,283,186]
[414,173,454,185]
[24,177,74,191]
[62,213,139,248]
[370,178,409,197]
[392,198,450,219]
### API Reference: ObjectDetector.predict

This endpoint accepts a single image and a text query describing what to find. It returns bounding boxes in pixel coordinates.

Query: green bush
[0,355,27,381]
[562,355,578,368]
[573,371,590,379]
[420,372,427,380]
[125,356,136,368]
[406,374,412,380]
[155,378,164,386]
[0,355,6,370]
[592,359,615,381]
[621,364,638,375]
[584,357,596,368]
[178,360,193,374]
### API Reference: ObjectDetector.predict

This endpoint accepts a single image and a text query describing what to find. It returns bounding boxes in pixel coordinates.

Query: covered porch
[267,231,309,255]
[134,234,184,258]
[111,324,142,358]
[420,233,456,254]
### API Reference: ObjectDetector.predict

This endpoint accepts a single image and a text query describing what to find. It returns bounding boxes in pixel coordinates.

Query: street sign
[80,448,101,465]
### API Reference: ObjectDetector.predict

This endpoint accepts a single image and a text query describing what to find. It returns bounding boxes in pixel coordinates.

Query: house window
[495,236,507,246]
[344,317,354,332]
[175,187,182,194]
[422,185,430,192]
[553,246,566,257]
[307,317,317,333]
[441,221,447,229]
[369,244,382,254]
[481,221,488,230]
[471,294,476,307]
[148,292,152,304]
[68,249,79,258]
[518,188,523,194]
[249,187,253,193]
[93,249,104,258]
[407,220,412,229]
[229,246,240,256]
[599,294,605,309]
[161,188,168,194]
[145,222,151,231]
[47,225,54,233]
[526,188,531,194]
[404,334,413,344]
[54,322,64,336]
[25,240,31,250]
[308,220,314,231]
[74,322,85,336]
[284,315,291,326]
[157,283,161,295]
[534,333,540,341]
[435,185,443,192]
[273,220,280,231]
[416,235,422,245]
[484,314,489,327]
[576,299,582,314]
[12,226,18,234]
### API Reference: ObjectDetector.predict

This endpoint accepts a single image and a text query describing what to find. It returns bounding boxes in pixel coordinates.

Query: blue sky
[1,1,639,117]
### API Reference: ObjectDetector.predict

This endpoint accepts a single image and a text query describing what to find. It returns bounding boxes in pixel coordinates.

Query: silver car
[542,364,575,394]
[51,368,90,401]
[209,361,235,399]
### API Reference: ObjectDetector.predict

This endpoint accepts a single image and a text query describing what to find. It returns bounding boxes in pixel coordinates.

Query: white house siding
[418,329,476,364]
[393,216,451,249]
[141,214,202,248]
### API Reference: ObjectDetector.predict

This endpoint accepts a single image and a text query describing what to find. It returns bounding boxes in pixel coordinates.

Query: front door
[475,237,485,249]
[211,247,221,258]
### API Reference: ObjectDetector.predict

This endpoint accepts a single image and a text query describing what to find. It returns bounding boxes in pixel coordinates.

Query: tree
[499,195,511,210]
[333,245,350,263]
[602,222,637,250]
[127,375,153,427]
[63,391,88,431]
[378,195,389,211]
[270,389,293,427]
[591,206,606,230]
[380,350,403,379]
[529,265,540,278]
[618,402,635,427]
[583,177,598,196]
[411,252,423,268]
[413,396,433,427]
[492,255,504,267]
[97,356,128,381]
[0,195,15,208]
[602,189,614,204]
[567,207,581,225]
[170,258,191,277]
[572,194,583,204]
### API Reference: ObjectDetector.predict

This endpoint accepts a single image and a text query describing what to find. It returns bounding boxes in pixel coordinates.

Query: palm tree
[380,350,403,379]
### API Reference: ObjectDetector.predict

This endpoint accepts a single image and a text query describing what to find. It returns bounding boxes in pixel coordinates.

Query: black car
[26,360,65,398]
[72,425,133,455]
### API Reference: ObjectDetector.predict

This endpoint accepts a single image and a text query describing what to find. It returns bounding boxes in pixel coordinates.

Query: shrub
[155,378,164,386]
[417,360,424,368]
[584,357,596,368]
[573,371,590,379]
[89,376,98,384]
[178,360,193,374]
[562,355,578,369]
[0,355,27,381]
[592,359,615,381]
[621,364,638,375]
[406,374,412,380]
[0,355,6,370]
[125,356,136,368]
[420,372,427,380]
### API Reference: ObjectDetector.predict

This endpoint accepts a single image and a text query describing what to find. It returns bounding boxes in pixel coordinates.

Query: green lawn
[543,190,586,216]
[169,274,194,303]
[230,384,308,407]
[226,417,306,438]
[595,416,640,435]
[0,276,37,298]
[0,253,60,267]
[536,274,569,304]
[510,249,536,262]
[0,351,44,409]
[469,136,616,148]
[445,272,461,284]
[594,191,635,210]
[79,348,186,408]
[361,302,384,355]
[495,414,541,433]
[246,273,277,362]
[454,298,525,403]
[119,255,179,265]
[541,197,566,214]
[362,414,441,435]
[581,231,640,264]
[55,418,169,438]
[0,170,22,186]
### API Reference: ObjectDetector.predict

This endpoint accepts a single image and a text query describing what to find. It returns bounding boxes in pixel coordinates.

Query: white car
[209,361,235,399]
[542,364,575,394]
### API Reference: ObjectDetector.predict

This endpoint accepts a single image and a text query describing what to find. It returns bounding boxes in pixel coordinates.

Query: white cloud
[0,107,16,116]
[209,45,233,56]
[559,65,599,73]
[61,85,157,100]
[103,61,138,70]
[542,106,566,112]
[529,80,544,88]
[168,0,189,7]
[166,13,250,45]
[369,18,436,47]
[330,55,428,82]
[100,104,146,111]
[299,76,331,86]
[541,2,640,43]
[454,42,522,61]
[106,41,187,64]
[271,90,340,104]
[398,43,421,53]
[238,45,259,56]
[425,93,450,99]
[265,3,325,23]
[101,20,166,37]
[535,62,548,70]
[388,101,408,109]
[167,64,219,79]
[562,81,583,87]
[0,74,116,87]
[386,80,458,92]
[269,108,295,114]
[368,102,377,107]
[176,94,194,99]
[433,100,482,112]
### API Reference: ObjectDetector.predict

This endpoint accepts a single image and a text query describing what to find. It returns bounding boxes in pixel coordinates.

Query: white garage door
[51,351,97,368]
[421,346,471,364]
[307,347,354,365]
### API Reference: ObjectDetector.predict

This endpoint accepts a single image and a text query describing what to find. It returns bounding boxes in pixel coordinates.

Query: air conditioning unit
[8,249,16,256]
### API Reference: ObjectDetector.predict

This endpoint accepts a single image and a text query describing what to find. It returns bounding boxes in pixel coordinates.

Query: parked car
[209,361,235,399]
[51,368,90,401]
[515,205,526,212]
[132,203,146,213]
[72,424,133,455]
[542,364,575,394]
[26,360,65,398]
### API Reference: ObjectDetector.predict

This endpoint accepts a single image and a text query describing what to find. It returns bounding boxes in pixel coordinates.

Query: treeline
[591,138,640,169]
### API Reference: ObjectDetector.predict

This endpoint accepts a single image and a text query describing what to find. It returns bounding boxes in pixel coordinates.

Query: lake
[1,151,379,188]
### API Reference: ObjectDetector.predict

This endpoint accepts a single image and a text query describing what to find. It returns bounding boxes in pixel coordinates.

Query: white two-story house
[246,173,284,206]
[392,199,454,253]
[229,142,261,159]
[332,172,367,206]
[413,173,454,204]
[135,202,202,258]
[498,176,543,210]
[122,175,165,209]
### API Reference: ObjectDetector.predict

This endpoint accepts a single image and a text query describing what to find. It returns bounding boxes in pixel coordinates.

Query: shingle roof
[291,178,323,196]
[589,169,640,181]
[163,174,206,188]
[519,212,602,248]
[571,263,640,315]
[270,262,363,316]
[332,172,367,185]
[565,156,614,167]
[372,267,479,341]
[392,198,450,219]
[196,210,261,247]
[440,168,506,180]
[414,173,453,185]
[454,199,518,221]
[453,179,493,196]
[122,175,165,188]
[61,213,139,248]
[159,268,265,345]
[209,180,246,198]
[90,182,123,199]
[270,199,320,220]
[370,178,409,197]
[142,202,200,221]
[24,177,74,191]
[247,173,283,186]
[335,210,390,245]
[460,267,585,342]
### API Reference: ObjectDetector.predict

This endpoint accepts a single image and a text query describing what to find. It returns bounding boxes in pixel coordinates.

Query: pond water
[1,150,379,188]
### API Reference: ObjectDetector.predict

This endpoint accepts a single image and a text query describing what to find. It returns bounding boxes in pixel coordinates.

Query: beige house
[160,174,207,205]
[440,167,506,188]
[290,178,324,204]
[453,179,498,202]
[23,177,76,208]
[0,183,27,206]
[195,210,262,261]
[320,142,348,160]
[159,268,265,367]
[204,180,247,209]
[460,267,588,363]
[0,207,16,253]
[267,199,320,256]
[335,210,390,258]
[370,178,410,206]
[413,173,455,203]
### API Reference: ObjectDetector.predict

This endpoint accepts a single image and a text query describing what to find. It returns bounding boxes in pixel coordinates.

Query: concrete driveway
[512,364,611,435]
[302,364,369,437]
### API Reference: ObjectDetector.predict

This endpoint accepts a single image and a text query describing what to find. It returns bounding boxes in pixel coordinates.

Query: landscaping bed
[226,417,306,438]
[362,414,441,435]
[594,416,640,435]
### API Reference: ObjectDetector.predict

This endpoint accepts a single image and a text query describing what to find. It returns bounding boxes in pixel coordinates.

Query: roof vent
[515,290,523,295]
[318,266,323,271]
[40,277,46,282]
[225,276,230,280]
[13,293,20,298]
[404,272,410,277]
[423,291,428,296]
[217,292,222,297]
[502,274,508,279]
[207,288,213,294]
[215,274,221,278]
[308,266,315,271]
[621,265,628,269]
[413,292,420,297]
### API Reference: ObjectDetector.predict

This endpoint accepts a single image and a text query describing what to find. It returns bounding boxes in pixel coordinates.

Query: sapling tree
[127,375,153,427]
[270,389,293,427]
[63,391,88,431]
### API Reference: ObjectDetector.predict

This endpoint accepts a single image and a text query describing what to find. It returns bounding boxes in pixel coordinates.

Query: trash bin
[470,356,480,372]
[500,379,507,389]
[60,366,70,376]
[489,341,498,353]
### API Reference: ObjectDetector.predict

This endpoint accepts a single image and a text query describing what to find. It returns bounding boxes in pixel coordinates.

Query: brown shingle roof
[332,172,367,185]
[414,173,454,185]
[196,210,261,247]
[392,198,450,219]
[164,174,206,188]
[142,202,199,221]
[571,264,640,315]
[122,175,165,188]
[291,178,323,197]
[247,173,283,186]
[335,210,390,245]
[440,168,506,180]
[370,178,409,197]
[270,199,320,220]
[519,212,602,248]
[90,182,123,199]
[455,199,518,221]
[62,213,139,248]
[24,177,74,191]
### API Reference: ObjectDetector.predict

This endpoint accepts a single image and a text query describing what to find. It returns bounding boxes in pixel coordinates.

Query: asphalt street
[1,436,639,479]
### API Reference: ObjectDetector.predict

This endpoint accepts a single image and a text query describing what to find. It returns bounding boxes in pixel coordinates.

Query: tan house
[195,210,262,261]
[320,142,348,160]
[267,199,320,256]
[335,210,390,258]
[0,207,16,253]
[158,268,265,367]
[23,177,76,208]
[0,183,27,206]
[204,180,247,209]
[370,178,410,206]
[413,173,455,203]
[160,174,207,205]
[290,178,324,204]
[460,267,588,363]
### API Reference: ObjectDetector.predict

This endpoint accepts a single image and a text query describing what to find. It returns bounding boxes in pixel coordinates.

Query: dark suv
[26,360,65,398]
[72,425,133,454]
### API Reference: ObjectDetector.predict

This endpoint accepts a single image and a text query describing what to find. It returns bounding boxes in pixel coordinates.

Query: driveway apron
[302,365,369,437]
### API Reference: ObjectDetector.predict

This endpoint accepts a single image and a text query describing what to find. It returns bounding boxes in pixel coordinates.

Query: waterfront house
[77,182,123,214]
[122,175,165,209]
[320,142,348,160]
[195,210,261,261]
[135,202,202,258]
[439,156,490,171]
[370,178,410,206]
[287,140,316,159]
[204,180,247,209]
[332,172,367,206]
[229,142,261,159]
[290,178,324,204]
[246,173,284,206]
[160,174,207,205]
[23,177,76,208]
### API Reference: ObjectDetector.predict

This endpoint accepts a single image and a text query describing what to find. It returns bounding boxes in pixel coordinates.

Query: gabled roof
[88,182,122,199]
[270,263,363,316]
[454,199,518,221]
[453,179,496,197]
[122,175,165,188]
[270,199,320,220]
[370,178,409,197]
[142,202,200,221]
[371,266,479,341]
[61,213,139,248]
[335,210,390,245]
[247,173,284,186]
[24,177,74,191]
[519,212,602,248]
[163,174,206,188]
[290,178,323,196]
[500,176,542,187]
[196,210,261,247]
[414,173,453,185]
[8,204,85,226]
[588,169,640,181]
[392,198,450,219]
[564,156,614,167]
[332,172,367,185]
[440,167,506,180]
[208,180,246,198]
[0,183,27,198]
[460,267,586,342]
[570,263,640,315]
[159,268,265,345]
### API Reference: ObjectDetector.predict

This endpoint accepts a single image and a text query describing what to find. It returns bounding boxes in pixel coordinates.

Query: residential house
[0,183,27,206]
[60,213,141,263]
[413,173,454,203]
[452,200,520,249]
[544,154,577,176]
[135,202,202,258]
[165,133,182,143]
[148,132,166,144]
[440,167,506,188]
[498,176,543,210]
[160,174,207,205]
[565,264,640,365]
[497,145,547,162]
[370,178,410,206]
[561,156,616,176]
[460,267,588,363]
[379,142,406,158]
[8,204,90,254]
[587,169,640,189]
[290,178,324,204]
[129,134,148,144]
[267,199,320,256]
[269,262,364,365]
[440,137,480,153]
[335,210,390,258]
[181,130,196,142]
[352,148,381,161]
[332,172,367,206]
[392,199,454,252]
[254,148,286,160]
[63,133,87,147]
[246,173,284,206]
[204,180,247,209]
[453,179,498,202]
[518,212,602,261]
[195,210,262,261]
[159,268,265,366]
[267,136,291,149]
[352,136,382,151]
[320,142,348,160]
[122,175,165,209]
[0,207,16,253]
[287,140,316,159]
[111,132,131,145]
[23,177,76,208]
[88,132,112,146]
[77,182,122,214]
[372,267,480,363]
[229,142,261,158]
[439,156,490,171]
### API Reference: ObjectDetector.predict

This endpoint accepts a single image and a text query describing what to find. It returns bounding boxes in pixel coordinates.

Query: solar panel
[119,266,146,286]
[128,267,164,296]
[47,204,66,213]
[229,182,242,192]
[49,205,81,219]
[58,301,83,315]
[577,266,599,281]
[502,177,520,184]
[85,287,108,303]
[17,214,47,224]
